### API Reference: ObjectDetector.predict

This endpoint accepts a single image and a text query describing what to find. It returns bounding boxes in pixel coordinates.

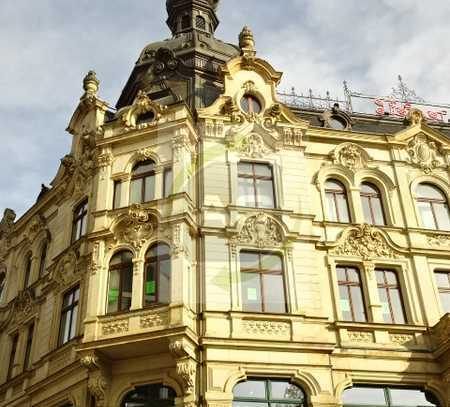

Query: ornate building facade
[0,1,449,406]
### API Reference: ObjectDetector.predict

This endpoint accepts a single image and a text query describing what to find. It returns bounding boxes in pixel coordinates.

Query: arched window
[416,183,450,230]
[196,15,206,30]
[342,386,439,407]
[181,14,190,30]
[325,179,350,223]
[233,379,306,406]
[24,252,33,288]
[360,182,386,225]
[130,160,156,204]
[121,383,176,407]
[144,243,171,307]
[39,241,48,277]
[107,251,133,314]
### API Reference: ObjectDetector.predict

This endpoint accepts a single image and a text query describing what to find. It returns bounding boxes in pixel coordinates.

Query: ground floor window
[342,386,439,407]
[121,384,176,407]
[233,378,306,406]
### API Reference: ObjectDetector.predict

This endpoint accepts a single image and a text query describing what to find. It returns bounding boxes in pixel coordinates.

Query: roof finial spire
[239,26,256,56]
[83,70,99,97]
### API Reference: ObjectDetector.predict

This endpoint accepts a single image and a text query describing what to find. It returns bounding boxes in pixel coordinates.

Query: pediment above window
[117,91,167,131]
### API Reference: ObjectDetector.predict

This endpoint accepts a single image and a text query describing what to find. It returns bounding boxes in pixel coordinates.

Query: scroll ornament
[238,213,283,248]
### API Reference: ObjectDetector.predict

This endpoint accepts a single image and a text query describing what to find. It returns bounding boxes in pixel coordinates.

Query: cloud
[0,0,448,216]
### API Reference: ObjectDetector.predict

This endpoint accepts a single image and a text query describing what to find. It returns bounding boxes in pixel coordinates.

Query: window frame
[7,333,19,380]
[24,252,33,288]
[434,270,450,314]
[336,266,368,322]
[71,199,88,243]
[376,269,407,324]
[237,161,276,209]
[163,167,173,198]
[113,180,122,209]
[325,179,351,223]
[233,378,306,406]
[143,243,171,307]
[23,322,35,370]
[130,160,156,204]
[240,250,287,314]
[415,183,450,230]
[58,285,80,346]
[360,182,386,226]
[107,251,133,314]
[39,241,48,277]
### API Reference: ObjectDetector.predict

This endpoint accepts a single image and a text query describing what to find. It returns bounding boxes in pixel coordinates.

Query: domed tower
[116,0,239,111]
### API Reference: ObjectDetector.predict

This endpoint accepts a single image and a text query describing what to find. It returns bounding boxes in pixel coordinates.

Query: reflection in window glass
[376,269,406,324]
[238,162,275,209]
[337,266,367,322]
[361,182,386,225]
[343,386,438,407]
[107,251,133,314]
[130,160,155,204]
[416,183,450,230]
[144,243,171,307]
[233,379,305,407]
[240,252,285,313]
[121,383,176,407]
[325,180,350,223]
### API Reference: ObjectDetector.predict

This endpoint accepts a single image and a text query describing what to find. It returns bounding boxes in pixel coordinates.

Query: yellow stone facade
[0,5,449,407]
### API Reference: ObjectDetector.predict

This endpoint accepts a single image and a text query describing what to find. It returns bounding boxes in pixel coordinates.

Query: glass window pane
[256,179,275,208]
[241,272,262,312]
[416,184,445,200]
[342,387,387,405]
[164,169,173,198]
[326,193,338,221]
[325,180,344,191]
[439,292,450,313]
[350,286,367,322]
[270,381,305,401]
[69,305,78,340]
[133,160,154,175]
[261,254,282,272]
[144,175,155,202]
[238,163,254,176]
[60,311,70,344]
[74,287,80,302]
[347,268,360,283]
[361,183,378,194]
[114,181,122,209]
[233,380,266,399]
[376,271,385,284]
[389,389,437,406]
[238,178,256,207]
[254,164,272,178]
[336,194,350,222]
[336,267,347,282]
[145,262,157,304]
[362,196,373,224]
[371,197,386,226]
[390,288,406,324]
[417,201,436,229]
[435,272,450,288]
[339,286,352,321]
[130,179,143,204]
[385,270,398,285]
[159,259,171,304]
[240,252,260,270]
[108,270,120,313]
[378,288,393,324]
[434,203,450,230]
[262,273,286,313]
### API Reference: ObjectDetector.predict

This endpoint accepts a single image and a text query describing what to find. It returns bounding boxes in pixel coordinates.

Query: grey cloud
[1,0,448,216]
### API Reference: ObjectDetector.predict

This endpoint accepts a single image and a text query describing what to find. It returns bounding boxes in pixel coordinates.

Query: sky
[1,0,449,217]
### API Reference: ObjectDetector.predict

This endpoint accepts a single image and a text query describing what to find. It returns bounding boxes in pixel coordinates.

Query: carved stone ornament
[407,108,425,126]
[238,134,271,158]
[406,134,442,174]
[222,97,244,124]
[118,90,166,129]
[112,204,156,249]
[96,152,113,168]
[102,318,129,335]
[332,224,398,260]
[176,359,196,395]
[52,250,80,288]
[0,208,16,240]
[27,214,47,241]
[237,213,283,248]
[331,142,369,171]
[242,319,290,337]
[427,234,450,247]
[80,352,109,407]
[283,127,302,147]
[347,331,374,343]
[140,311,169,329]
[59,152,95,199]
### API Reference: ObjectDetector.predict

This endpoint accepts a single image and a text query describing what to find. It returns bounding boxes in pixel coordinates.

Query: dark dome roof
[166,0,219,12]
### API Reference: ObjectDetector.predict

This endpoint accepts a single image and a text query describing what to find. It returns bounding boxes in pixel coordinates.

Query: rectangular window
[376,269,406,324]
[240,251,286,313]
[435,271,450,314]
[59,286,80,346]
[336,266,367,322]
[237,162,275,209]
[23,323,34,369]
[7,333,19,379]
[163,168,173,198]
[113,180,122,209]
